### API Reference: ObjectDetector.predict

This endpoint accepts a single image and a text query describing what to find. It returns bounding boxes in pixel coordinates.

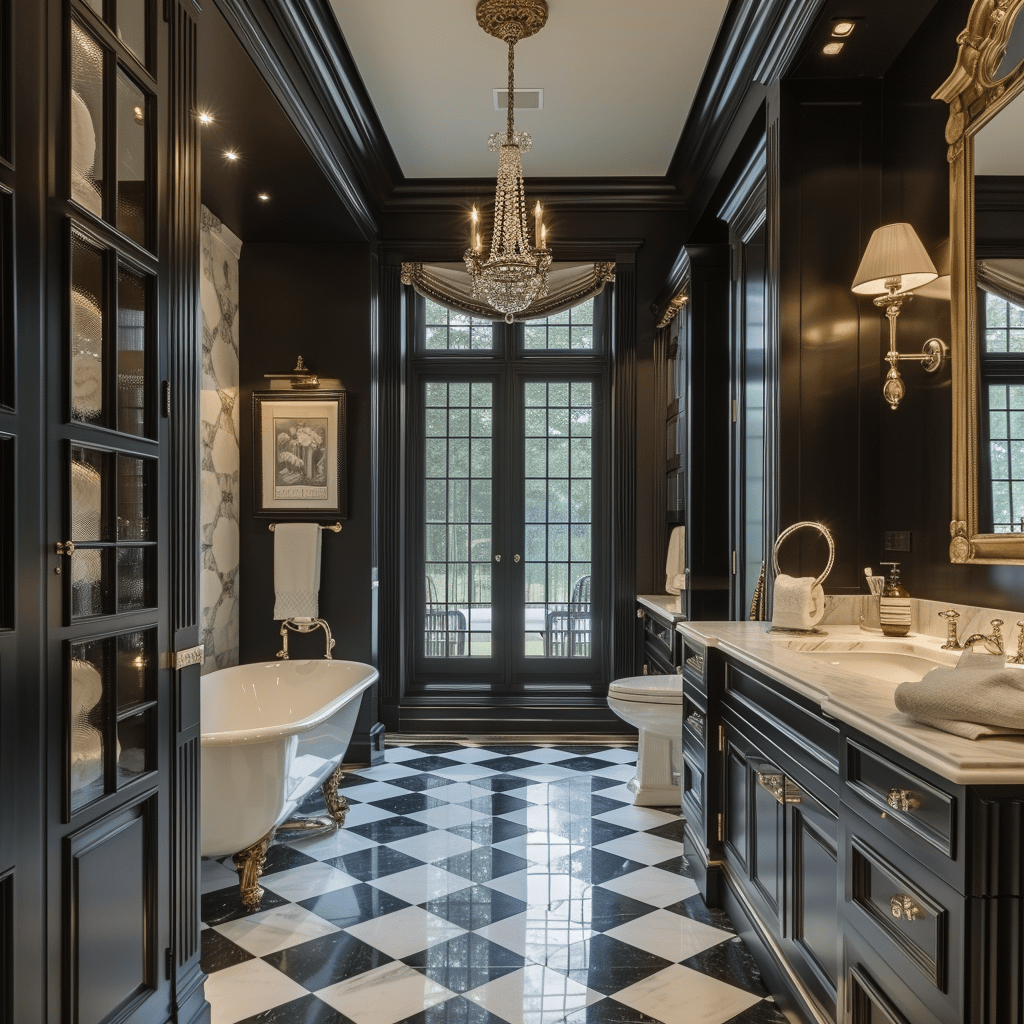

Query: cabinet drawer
[682,756,704,828]
[848,836,950,990]
[643,613,678,667]
[683,688,707,753]
[681,639,705,689]
[845,740,955,859]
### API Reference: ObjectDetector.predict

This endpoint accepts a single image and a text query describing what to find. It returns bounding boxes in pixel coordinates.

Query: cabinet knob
[55,540,75,556]
[886,787,921,812]
[889,894,925,921]
[637,608,645,619]
[685,711,705,738]
[756,769,802,805]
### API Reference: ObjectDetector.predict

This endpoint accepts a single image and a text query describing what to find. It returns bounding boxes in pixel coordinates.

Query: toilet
[607,674,683,807]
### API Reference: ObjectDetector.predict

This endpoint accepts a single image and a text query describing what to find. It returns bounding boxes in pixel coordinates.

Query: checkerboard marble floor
[201,744,786,1024]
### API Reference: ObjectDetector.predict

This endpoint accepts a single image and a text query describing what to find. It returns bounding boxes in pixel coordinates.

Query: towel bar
[771,520,834,586]
[268,522,342,532]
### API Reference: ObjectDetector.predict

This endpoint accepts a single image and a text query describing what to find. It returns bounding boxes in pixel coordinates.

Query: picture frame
[252,390,347,520]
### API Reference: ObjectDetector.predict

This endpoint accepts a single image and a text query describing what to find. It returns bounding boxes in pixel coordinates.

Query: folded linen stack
[894,655,1024,739]
[665,526,685,595]
[273,522,322,621]
[772,574,825,630]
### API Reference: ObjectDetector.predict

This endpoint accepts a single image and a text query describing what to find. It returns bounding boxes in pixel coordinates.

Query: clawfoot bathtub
[201,658,378,907]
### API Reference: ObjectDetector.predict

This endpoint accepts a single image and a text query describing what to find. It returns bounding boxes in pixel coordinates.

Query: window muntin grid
[983,290,1024,353]
[424,300,495,352]
[522,299,595,351]
[423,381,493,657]
[523,381,592,658]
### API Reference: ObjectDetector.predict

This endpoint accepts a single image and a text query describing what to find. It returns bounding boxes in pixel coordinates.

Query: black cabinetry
[638,604,681,675]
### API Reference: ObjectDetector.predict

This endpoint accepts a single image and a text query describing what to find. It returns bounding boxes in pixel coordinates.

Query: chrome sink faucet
[278,617,335,660]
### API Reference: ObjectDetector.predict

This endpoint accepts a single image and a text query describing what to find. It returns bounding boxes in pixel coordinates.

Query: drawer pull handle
[685,654,704,673]
[757,770,802,805]
[886,787,921,812]
[685,711,705,738]
[889,894,925,921]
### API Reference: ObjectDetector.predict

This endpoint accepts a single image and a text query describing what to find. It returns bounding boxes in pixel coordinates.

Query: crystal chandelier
[464,0,552,323]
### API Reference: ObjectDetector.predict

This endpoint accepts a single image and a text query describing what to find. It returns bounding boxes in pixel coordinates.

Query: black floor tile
[564,997,664,1023]
[201,884,289,926]
[324,845,425,881]
[474,756,539,773]
[463,792,533,816]
[232,993,356,1024]
[389,773,462,793]
[465,774,534,793]
[681,936,771,997]
[298,882,410,929]
[261,844,318,876]
[394,994,509,1024]
[663,892,736,932]
[401,756,465,772]
[590,792,630,816]
[552,756,623,773]
[420,884,527,930]
[403,934,524,992]
[652,854,694,877]
[347,816,436,843]
[587,775,628,792]
[369,792,449,816]
[436,847,529,883]
[264,932,393,991]
[585,888,659,933]
[566,848,646,885]
[724,998,789,1023]
[399,744,468,755]
[201,927,255,974]
[644,818,687,843]
[445,817,530,846]
[547,934,673,995]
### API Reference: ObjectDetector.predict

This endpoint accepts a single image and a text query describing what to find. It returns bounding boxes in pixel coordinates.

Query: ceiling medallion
[464,0,552,322]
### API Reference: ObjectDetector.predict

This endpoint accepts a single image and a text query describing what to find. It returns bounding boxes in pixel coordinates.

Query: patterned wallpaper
[199,207,242,673]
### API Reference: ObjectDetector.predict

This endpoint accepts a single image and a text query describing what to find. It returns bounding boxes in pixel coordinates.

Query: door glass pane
[70,639,109,811]
[116,453,151,540]
[117,630,152,711]
[424,301,494,352]
[423,381,492,656]
[116,711,152,786]
[742,229,766,607]
[117,264,147,435]
[71,445,109,541]
[70,23,104,217]
[117,0,147,61]
[71,231,105,425]
[524,381,592,657]
[116,70,147,244]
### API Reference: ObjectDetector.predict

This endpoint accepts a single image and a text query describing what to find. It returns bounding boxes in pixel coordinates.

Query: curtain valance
[400,261,615,321]
[977,259,1024,307]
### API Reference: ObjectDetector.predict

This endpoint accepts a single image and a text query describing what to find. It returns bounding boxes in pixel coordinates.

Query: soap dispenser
[879,561,911,637]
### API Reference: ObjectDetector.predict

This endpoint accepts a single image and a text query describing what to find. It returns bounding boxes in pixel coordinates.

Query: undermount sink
[775,639,959,683]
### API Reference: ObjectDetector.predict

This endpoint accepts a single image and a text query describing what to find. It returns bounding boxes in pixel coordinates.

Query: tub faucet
[278,618,335,660]
[960,618,1004,656]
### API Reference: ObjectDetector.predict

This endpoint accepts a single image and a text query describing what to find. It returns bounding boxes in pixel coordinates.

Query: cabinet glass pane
[71,232,105,425]
[524,381,592,657]
[116,546,149,611]
[116,454,150,540]
[116,71,147,244]
[71,548,112,618]
[117,0,147,62]
[117,630,153,711]
[116,711,151,786]
[70,23,104,217]
[70,640,108,811]
[116,265,147,435]
[71,446,110,542]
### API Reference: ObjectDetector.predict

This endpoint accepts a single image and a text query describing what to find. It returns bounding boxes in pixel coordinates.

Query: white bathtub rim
[201,660,378,747]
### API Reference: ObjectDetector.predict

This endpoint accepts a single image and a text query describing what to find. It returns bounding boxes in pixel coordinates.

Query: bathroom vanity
[678,621,1024,1024]
[636,594,685,675]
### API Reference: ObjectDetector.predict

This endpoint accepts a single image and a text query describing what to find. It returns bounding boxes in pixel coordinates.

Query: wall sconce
[851,222,949,410]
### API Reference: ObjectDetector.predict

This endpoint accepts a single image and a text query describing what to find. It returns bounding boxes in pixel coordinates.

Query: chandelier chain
[507,38,515,142]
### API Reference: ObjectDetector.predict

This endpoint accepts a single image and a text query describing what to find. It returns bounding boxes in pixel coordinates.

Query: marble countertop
[676,621,1024,786]
[637,594,685,622]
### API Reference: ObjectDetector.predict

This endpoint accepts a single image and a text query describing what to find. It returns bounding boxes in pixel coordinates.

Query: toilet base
[629,729,681,808]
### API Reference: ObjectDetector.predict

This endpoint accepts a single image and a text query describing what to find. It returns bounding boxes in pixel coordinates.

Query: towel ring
[771,521,834,587]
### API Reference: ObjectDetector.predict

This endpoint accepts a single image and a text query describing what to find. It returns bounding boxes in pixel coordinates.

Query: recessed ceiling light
[832,20,856,37]
[224,149,239,161]
[823,41,844,55]
[197,111,214,125]
[257,193,270,202]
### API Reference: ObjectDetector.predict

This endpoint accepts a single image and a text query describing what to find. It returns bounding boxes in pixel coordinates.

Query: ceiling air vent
[494,88,543,111]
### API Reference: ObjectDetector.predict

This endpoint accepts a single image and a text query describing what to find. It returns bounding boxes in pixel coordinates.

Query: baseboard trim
[387,733,638,747]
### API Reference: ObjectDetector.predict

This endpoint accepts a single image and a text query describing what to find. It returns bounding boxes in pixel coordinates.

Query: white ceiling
[328,0,731,179]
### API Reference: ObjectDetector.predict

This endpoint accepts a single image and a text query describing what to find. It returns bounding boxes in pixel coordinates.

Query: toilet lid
[609,674,683,702]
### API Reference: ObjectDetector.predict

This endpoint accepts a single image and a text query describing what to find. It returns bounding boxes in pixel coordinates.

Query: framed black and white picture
[252,390,347,519]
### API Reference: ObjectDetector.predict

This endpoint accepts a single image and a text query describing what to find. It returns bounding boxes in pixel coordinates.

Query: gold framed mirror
[935,0,1024,563]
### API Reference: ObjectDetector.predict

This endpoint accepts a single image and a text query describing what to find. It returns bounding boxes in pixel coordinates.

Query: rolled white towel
[665,526,685,595]
[772,574,825,630]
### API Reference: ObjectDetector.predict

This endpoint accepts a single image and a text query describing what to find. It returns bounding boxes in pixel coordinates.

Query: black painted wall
[238,242,377,756]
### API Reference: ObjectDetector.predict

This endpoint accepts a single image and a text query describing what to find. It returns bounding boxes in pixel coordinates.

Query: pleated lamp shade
[851,223,938,295]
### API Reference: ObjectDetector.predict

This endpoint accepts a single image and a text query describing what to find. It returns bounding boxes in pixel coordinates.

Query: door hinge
[162,380,171,418]
[732,550,737,575]
[717,812,724,843]
[165,946,173,981]
[718,724,725,753]
[169,644,205,670]
[732,398,738,423]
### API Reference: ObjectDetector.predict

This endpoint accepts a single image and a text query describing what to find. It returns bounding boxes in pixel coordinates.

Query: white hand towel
[665,526,686,595]
[772,574,825,630]
[273,523,322,620]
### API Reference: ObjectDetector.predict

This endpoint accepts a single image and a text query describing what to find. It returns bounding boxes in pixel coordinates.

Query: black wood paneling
[0,869,10,1024]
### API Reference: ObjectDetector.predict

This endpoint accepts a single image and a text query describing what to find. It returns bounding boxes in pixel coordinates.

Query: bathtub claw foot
[322,764,350,827]
[232,830,275,909]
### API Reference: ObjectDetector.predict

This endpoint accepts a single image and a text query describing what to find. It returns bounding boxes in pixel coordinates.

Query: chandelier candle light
[465,0,552,323]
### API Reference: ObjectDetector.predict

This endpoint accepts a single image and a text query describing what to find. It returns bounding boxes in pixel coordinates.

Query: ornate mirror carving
[935,0,1024,562]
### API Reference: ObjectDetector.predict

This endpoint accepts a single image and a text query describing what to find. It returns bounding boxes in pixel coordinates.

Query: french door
[409,299,609,696]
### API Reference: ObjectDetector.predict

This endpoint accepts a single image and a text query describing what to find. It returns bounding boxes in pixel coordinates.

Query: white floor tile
[430,763,501,781]
[421,782,490,804]
[345,905,467,958]
[317,961,453,1024]
[476,911,597,964]
[356,762,423,781]
[588,763,639,782]
[506,765,581,783]
[213,902,340,957]
[204,957,309,1024]
[387,829,481,863]
[594,782,637,804]
[364,863,475,904]
[341,781,416,804]
[512,748,579,764]
[288,827,379,861]
[406,803,491,829]
[604,908,732,962]
[597,866,698,907]
[586,747,638,764]
[592,804,679,831]
[343,802,400,827]
[438,746,503,763]
[592,831,684,866]
[613,964,761,1024]
[481,869,529,900]
[383,747,426,762]
[201,858,240,895]
[465,964,601,1024]
[261,861,361,901]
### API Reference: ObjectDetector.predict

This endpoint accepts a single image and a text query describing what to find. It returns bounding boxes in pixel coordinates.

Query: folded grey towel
[894,662,1024,739]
